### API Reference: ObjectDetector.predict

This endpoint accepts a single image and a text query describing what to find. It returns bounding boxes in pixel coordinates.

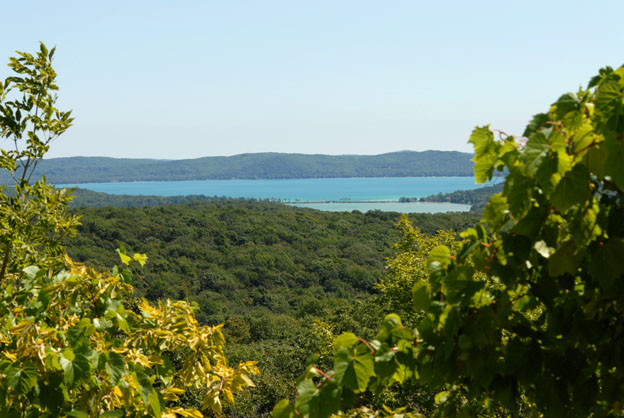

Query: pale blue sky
[1,1,622,159]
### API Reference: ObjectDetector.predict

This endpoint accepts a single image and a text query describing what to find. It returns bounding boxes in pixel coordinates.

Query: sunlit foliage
[275,64,624,417]
[0,43,257,417]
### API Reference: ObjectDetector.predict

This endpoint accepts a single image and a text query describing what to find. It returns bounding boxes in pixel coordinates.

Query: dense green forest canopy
[65,200,480,416]
[0,150,474,184]
[67,201,480,323]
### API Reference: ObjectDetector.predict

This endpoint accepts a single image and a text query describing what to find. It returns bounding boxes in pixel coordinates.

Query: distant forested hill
[0,150,474,184]
[403,181,504,212]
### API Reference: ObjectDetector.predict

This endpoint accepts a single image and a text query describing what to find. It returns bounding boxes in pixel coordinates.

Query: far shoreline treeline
[2,184,501,212]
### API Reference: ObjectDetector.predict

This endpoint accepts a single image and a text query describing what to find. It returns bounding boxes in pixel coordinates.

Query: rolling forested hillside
[67,201,480,322]
[0,150,474,184]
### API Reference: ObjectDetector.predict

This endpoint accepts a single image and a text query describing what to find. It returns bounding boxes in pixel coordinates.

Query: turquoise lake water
[61,177,483,213]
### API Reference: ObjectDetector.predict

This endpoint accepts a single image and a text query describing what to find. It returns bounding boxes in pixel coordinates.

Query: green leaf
[428,246,451,270]
[571,121,596,154]
[333,344,376,392]
[67,318,94,347]
[134,371,153,402]
[5,362,37,395]
[296,379,317,414]
[60,352,75,385]
[595,80,623,129]
[412,281,431,310]
[376,314,403,342]
[474,152,497,184]
[443,266,476,305]
[120,268,133,285]
[550,164,589,211]
[588,66,614,88]
[523,113,549,137]
[37,288,51,311]
[469,125,494,156]
[588,239,624,289]
[504,171,533,218]
[351,346,376,392]
[115,311,130,334]
[74,353,91,382]
[523,133,550,175]
[148,389,161,418]
[547,240,577,277]
[59,349,89,386]
[67,411,88,418]
[314,380,341,417]
[551,93,580,119]
[94,317,113,331]
[333,333,358,353]
[511,206,547,238]
[482,193,508,231]
[604,134,624,191]
[535,150,560,194]
[133,252,148,267]
[469,126,497,183]
[586,145,607,178]
[105,352,126,386]
[44,348,63,372]
[272,399,295,418]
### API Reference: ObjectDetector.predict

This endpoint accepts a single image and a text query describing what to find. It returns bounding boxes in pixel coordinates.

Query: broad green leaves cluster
[1,44,258,417]
[0,255,258,417]
[275,65,624,417]
[273,313,425,418]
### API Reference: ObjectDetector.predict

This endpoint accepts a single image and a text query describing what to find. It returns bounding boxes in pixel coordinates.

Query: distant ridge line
[3,150,475,184]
